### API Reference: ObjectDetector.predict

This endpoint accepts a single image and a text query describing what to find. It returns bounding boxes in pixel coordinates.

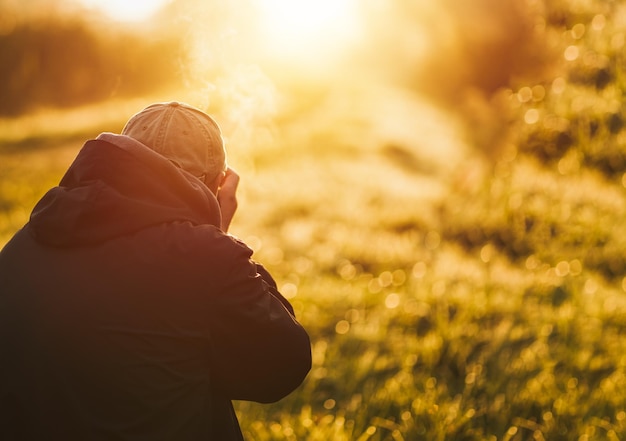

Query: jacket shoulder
[140,222,253,271]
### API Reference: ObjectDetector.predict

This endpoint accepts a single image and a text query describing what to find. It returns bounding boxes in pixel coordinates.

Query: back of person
[1,222,239,439]
[0,102,311,440]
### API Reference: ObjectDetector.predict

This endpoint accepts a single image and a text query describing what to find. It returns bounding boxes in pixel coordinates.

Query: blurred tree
[0,3,184,116]
[354,0,561,162]
[419,0,556,101]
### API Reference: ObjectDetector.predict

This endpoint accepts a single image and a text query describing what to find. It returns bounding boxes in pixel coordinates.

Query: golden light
[251,0,362,64]
[76,0,168,22]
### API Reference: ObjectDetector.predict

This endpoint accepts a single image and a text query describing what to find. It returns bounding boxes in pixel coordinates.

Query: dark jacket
[0,133,311,441]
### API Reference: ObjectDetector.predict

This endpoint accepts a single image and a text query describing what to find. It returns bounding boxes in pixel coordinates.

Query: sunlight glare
[252,0,361,62]
[77,0,168,22]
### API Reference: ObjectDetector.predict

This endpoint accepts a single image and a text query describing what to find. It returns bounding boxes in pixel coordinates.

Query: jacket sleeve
[206,236,311,403]
[254,263,296,315]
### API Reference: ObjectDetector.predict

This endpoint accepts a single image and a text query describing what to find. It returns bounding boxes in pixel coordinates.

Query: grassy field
[3,2,626,437]
[227,81,626,440]
[1,74,626,441]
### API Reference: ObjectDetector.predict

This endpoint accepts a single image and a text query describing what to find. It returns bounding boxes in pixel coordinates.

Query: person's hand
[217,168,239,232]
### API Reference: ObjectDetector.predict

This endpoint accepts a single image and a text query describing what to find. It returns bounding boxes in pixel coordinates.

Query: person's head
[121,102,227,193]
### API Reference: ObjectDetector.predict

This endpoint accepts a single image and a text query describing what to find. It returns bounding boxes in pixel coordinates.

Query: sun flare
[252,0,362,62]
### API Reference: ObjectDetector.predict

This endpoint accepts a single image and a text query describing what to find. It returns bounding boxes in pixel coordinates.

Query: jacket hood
[29,133,222,247]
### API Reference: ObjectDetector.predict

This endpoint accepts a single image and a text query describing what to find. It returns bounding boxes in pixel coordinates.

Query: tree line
[0,12,184,117]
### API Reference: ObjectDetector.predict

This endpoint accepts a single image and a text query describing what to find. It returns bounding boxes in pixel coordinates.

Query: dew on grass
[584,279,598,295]
[507,426,518,437]
[323,399,336,410]
[345,308,360,323]
[567,377,578,389]
[320,414,334,425]
[532,85,546,101]
[385,293,400,309]
[552,77,566,94]
[368,278,382,293]
[518,86,533,103]
[392,269,406,285]
[425,377,437,389]
[412,261,426,278]
[526,255,540,270]
[281,282,298,298]
[379,271,393,287]
[480,243,494,263]
[555,261,570,277]
[543,411,553,422]
[571,23,585,39]
[591,14,606,31]
[570,259,582,275]
[564,45,579,61]
[525,108,540,124]
[339,260,357,280]
[335,320,350,334]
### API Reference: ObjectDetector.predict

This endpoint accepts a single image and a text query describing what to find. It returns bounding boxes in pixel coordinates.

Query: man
[0,102,311,440]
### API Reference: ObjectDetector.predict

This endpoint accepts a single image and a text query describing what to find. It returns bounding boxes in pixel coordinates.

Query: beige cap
[122,102,226,183]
